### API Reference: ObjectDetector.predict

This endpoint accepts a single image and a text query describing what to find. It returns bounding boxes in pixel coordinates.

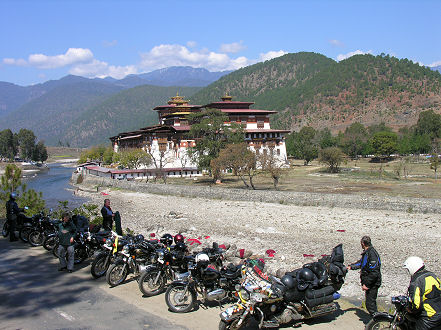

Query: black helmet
[135,234,144,242]
[160,233,173,246]
[10,192,17,200]
[298,268,315,282]
[174,234,184,244]
[281,275,296,289]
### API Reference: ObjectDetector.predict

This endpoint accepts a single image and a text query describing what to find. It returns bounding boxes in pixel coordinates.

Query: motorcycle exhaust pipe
[205,289,226,301]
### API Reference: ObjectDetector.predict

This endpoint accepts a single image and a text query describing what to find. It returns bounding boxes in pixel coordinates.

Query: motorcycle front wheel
[106,263,128,287]
[165,284,196,313]
[43,235,57,251]
[91,252,110,278]
[219,319,246,330]
[2,222,9,237]
[365,319,402,330]
[138,269,166,296]
[74,247,87,264]
[19,226,32,243]
[28,230,44,247]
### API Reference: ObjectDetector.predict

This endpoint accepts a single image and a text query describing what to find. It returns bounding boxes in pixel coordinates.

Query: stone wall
[72,173,441,214]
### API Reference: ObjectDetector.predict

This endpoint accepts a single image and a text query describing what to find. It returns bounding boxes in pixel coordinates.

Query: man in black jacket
[100,199,114,231]
[404,256,441,330]
[6,192,24,242]
[348,236,382,315]
[57,212,77,273]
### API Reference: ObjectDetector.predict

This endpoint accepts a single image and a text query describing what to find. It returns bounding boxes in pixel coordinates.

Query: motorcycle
[165,251,242,313]
[138,243,191,297]
[365,295,415,330]
[105,238,159,287]
[28,213,58,247]
[219,245,347,329]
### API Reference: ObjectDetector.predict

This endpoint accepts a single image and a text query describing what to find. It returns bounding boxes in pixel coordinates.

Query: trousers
[58,245,74,271]
[7,214,17,241]
[365,286,379,315]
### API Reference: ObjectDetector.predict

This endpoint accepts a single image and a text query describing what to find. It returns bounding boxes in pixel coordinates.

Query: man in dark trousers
[6,192,24,242]
[57,212,77,273]
[348,236,382,316]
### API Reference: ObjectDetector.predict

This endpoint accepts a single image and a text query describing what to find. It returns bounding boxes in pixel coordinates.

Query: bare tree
[257,147,283,189]
[145,140,174,183]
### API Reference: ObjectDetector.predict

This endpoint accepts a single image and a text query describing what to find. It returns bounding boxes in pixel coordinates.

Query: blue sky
[1,0,440,86]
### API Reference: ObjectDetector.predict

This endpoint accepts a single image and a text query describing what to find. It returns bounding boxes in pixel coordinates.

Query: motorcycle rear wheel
[43,236,57,251]
[91,252,110,279]
[106,263,128,287]
[219,319,246,330]
[365,319,402,330]
[19,226,32,243]
[2,222,9,237]
[165,284,195,313]
[138,269,166,296]
[28,230,44,247]
[53,242,60,258]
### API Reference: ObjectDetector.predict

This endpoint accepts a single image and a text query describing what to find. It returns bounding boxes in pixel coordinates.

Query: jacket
[6,199,23,217]
[58,221,77,246]
[408,268,441,319]
[350,246,381,288]
[101,206,113,224]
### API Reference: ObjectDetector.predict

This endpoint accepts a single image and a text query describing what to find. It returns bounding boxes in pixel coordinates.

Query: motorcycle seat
[223,266,241,279]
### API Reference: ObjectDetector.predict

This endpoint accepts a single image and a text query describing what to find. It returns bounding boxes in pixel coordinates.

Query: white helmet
[195,252,210,265]
[403,256,425,276]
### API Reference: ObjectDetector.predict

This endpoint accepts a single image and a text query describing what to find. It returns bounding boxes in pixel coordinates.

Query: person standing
[101,199,114,231]
[57,212,77,273]
[348,236,382,316]
[6,192,24,242]
[404,256,441,330]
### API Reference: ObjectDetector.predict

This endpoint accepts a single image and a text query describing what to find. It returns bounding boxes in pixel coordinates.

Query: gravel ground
[76,186,441,306]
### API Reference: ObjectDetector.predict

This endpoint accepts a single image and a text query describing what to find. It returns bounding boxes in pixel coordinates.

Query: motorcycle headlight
[122,245,130,254]
[105,239,112,247]
[240,288,250,301]
[157,250,165,260]
[250,292,264,303]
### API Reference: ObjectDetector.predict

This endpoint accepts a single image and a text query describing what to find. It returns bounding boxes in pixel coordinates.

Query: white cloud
[186,41,197,48]
[28,48,94,69]
[3,58,27,66]
[337,49,373,61]
[329,39,344,47]
[69,59,137,79]
[258,50,287,62]
[102,40,118,47]
[429,60,441,68]
[220,41,246,53]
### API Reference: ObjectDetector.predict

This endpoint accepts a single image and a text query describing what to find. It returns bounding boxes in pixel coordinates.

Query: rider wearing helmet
[160,233,173,246]
[348,236,381,316]
[404,256,441,330]
[6,192,24,242]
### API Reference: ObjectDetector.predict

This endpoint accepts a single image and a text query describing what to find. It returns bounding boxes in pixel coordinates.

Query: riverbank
[73,174,441,307]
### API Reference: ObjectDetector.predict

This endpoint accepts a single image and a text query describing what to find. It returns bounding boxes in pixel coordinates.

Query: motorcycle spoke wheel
[219,319,245,330]
[43,236,56,251]
[106,264,128,287]
[2,222,9,237]
[91,254,109,278]
[365,319,397,330]
[139,270,165,296]
[165,285,194,313]
[19,227,32,243]
[29,231,43,246]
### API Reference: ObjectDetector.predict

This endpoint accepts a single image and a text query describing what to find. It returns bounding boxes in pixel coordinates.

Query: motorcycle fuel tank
[205,288,226,301]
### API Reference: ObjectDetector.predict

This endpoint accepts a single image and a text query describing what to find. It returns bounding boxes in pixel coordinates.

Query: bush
[319,147,345,173]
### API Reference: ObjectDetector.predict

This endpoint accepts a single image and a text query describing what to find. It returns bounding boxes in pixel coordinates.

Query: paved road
[0,236,186,330]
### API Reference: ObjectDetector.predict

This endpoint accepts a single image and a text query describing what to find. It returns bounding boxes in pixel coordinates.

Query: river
[23,162,88,209]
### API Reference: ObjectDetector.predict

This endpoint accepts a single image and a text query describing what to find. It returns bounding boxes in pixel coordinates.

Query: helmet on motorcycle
[298,267,315,282]
[174,242,187,252]
[10,192,17,200]
[281,274,296,289]
[195,252,210,266]
[403,256,425,276]
[174,234,184,244]
[135,234,144,242]
[160,233,173,246]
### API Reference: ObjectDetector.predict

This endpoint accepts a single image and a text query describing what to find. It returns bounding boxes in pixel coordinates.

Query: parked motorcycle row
[2,211,408,329]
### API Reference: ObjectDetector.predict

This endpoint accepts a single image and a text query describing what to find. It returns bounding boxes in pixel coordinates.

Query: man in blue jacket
[57,212,77,273]
[348,236,382,315]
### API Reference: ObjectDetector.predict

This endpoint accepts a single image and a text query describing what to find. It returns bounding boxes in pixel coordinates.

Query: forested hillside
[192,52,441,132]
[62,85,201,147]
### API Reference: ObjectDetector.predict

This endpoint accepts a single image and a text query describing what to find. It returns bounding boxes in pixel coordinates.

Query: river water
[23,163,88,209]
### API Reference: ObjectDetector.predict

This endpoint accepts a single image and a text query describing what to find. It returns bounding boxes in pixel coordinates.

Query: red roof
[221,109,277,114]
[173,125,191,131]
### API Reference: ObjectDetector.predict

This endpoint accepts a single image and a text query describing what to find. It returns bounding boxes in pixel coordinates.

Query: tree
[187,109,243,174]
[319,147,345,173]
[342,122,368,158]
[369,131,398,157]
[257,150,283,189]
[113,148,151,169]
[317,128,337,149]
[17,129,36,160]
[430,154,441,179]
[286,126,318,165]
[32,141,48,162]
[0,129,18,161]
[416,110,441,141]
[213,143,258,189]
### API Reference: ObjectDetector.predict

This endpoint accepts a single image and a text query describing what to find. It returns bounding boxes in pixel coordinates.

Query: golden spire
[221,92,233,102]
